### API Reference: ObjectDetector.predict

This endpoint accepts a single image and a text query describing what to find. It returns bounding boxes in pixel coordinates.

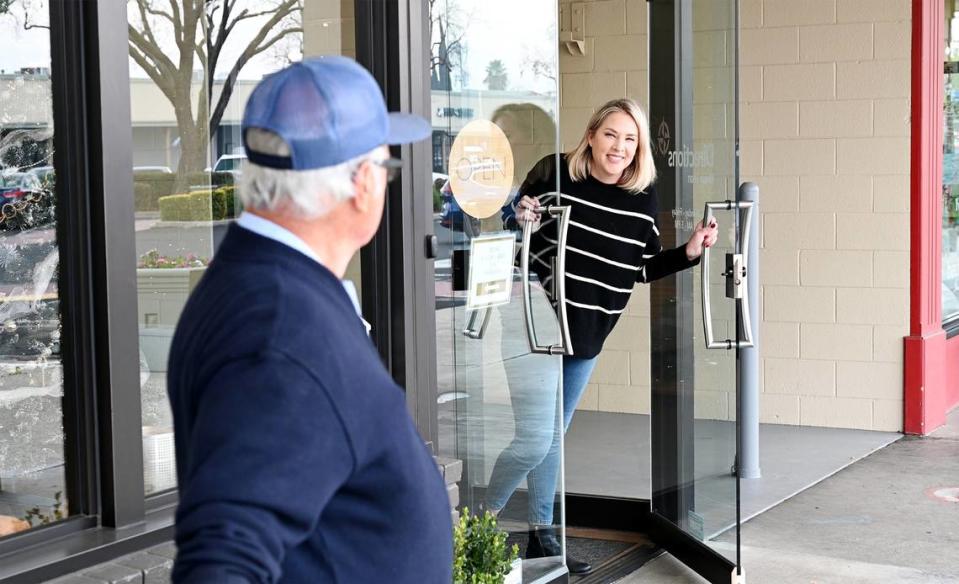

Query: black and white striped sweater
[509,154,698,359]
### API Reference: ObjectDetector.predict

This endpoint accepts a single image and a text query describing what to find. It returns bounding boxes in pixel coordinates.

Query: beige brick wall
[567,0,911,432]
[558,0,652,417]
[304,0,363,289]
[746,0,910,432]
[304,0,356,59]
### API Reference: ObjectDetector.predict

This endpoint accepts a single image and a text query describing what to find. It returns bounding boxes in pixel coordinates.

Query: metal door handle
[462,307,492,339]
[521,202,574,355]
[702,200,756,350]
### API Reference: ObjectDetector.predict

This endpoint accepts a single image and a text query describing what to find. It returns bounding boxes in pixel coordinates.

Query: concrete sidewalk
[618,410,959,583]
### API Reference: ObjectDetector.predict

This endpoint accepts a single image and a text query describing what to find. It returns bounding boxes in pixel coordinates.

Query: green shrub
[159,192,211,221]
[433,184,443,213]
[453,508,519,584]
[184,171,234,189]
[133,172,176,211]
[216,186,238,217]
[158,188,237,222]
[133,182,154,211]
[133,172,234,212]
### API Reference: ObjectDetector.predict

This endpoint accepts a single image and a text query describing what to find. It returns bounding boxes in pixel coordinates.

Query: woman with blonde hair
[485,98,717,574]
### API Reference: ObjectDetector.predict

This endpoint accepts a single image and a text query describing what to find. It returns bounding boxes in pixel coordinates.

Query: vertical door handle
[462,307,492,339]
[701,200,756,350]
[521,202,574,355]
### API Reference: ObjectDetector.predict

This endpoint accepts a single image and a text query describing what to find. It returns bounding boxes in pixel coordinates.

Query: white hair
[238,128,380,219]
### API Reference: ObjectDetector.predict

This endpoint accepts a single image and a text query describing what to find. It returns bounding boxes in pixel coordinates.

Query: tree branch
[143,3,175,26]
[209,20,302,135]
[167,0,183,44]
[128,44,176,102]
[135,0,161,51]
[128,23,177,81]
[228,7,280,30]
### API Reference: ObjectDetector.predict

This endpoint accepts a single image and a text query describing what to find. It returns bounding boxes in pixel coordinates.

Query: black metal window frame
[0,3,177,582]
[0,0,433,581]
[357,0,438,445]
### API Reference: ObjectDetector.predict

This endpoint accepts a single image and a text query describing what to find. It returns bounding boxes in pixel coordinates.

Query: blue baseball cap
[241,56,431,170]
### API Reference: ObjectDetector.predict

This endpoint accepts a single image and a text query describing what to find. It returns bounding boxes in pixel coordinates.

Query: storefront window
[127,0,353,494]
[944,3,959,322]
[0,5,68,536]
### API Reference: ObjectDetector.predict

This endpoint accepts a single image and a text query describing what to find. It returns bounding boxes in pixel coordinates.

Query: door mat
[505,529,662,584]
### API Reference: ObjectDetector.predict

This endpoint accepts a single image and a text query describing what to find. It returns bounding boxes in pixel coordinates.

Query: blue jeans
[484,355,598,525]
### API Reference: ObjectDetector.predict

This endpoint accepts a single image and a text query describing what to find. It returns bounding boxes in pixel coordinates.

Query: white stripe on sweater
[569,220,646,247]
[566,272,634,293]
[558,193,655,223]
[566,299,627,315]
[567,245,640,271]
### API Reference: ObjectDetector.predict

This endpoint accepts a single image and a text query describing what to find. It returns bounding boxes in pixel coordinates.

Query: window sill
[0,505,175,584]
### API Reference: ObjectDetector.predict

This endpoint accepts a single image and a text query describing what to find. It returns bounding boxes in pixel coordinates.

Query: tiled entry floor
[564,410,900,535]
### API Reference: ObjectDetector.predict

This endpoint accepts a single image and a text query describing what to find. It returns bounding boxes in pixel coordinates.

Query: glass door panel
[429,1,566,582]
[650,0,743,581]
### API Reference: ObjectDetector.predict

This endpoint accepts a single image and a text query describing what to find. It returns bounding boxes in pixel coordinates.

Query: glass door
[648,0,746,582]
[428,1,568,583]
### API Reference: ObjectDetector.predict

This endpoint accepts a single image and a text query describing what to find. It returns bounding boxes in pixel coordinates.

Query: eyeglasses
[371,157,403,182]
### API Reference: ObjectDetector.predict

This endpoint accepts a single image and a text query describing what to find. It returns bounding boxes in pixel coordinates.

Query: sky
[0,0,559,93]
[0,2,298,80]
[0,8,50,74]
[442,0,558,94]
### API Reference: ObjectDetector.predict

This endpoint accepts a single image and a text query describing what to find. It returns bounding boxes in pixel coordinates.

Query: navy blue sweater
[167,225,453,584]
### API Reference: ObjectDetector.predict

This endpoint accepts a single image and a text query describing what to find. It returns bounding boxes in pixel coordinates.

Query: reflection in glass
[944,7,959,322]
[128,0,319,494]
[0,4,67,537]
[654,0,739,557]
[430,0,565,579]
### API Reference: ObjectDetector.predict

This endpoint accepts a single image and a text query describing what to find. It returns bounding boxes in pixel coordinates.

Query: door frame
[645,0,742,581]
[355,0,439,446]
[393,0,744,581]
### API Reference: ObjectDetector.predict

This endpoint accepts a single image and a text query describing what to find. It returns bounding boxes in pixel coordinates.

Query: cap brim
[386,112,432,145]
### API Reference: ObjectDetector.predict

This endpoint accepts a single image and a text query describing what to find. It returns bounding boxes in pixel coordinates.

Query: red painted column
[904,0,947,435]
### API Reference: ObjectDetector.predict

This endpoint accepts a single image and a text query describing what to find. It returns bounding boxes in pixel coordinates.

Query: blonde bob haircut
[567,98,656,194]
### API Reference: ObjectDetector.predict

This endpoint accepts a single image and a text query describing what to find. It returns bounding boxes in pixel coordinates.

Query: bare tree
[0,0,50,30]
[128,0,302,190]
[428,0,467,91]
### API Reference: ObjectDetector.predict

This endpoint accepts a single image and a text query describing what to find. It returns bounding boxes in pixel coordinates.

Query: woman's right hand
[515,195,542,227]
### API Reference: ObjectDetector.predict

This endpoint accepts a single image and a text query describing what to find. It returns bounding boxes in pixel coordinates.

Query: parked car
[133,165,173,174]
[0,172,42,206]
[434,172,465,231]
[205,154,246,176]
[28,165,55,186]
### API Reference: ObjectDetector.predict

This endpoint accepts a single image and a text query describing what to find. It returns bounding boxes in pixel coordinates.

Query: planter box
[137,267,205,373]
[136,267,206,327]
[504,558,522,584]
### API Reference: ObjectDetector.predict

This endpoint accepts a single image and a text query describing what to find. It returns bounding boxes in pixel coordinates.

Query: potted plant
[453,508,521,584]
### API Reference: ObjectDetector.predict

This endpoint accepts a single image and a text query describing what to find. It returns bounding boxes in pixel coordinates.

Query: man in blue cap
[167,56,452,584]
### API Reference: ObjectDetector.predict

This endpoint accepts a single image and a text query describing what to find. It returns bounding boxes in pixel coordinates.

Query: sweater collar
[234,212,363,320]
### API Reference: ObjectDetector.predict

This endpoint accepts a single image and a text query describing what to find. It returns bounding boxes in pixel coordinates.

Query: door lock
[724,253,746,300]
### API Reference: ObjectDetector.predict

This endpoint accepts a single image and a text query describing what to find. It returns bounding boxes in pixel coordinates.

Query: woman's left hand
[685,219,719,261]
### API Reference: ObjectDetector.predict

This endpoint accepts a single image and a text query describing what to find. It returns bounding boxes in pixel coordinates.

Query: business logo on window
[447,119,514,219]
